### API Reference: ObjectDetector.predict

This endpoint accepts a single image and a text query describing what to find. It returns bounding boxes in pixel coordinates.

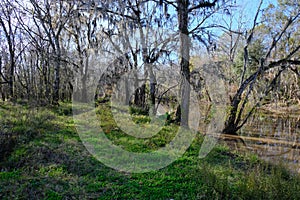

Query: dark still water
[235,109,300,173]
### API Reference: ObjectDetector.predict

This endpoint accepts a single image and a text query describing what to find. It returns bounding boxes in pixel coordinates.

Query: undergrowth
[0,101,299,199]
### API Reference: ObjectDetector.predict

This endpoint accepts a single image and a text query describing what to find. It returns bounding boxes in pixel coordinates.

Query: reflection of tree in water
[236,111,300,172]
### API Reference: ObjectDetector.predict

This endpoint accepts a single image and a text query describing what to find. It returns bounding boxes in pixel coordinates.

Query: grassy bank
[0,102,300,199]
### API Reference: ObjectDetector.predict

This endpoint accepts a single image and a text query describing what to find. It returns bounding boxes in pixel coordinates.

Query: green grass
[0,101,300,199]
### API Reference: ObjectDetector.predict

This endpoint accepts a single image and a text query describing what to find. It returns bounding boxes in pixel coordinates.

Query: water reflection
[237,110,300,173]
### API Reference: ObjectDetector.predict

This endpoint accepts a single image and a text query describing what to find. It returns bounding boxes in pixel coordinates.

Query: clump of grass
[129,105,149,116]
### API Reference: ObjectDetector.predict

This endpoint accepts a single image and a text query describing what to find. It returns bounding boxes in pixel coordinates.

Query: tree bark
[53,37,61,105]
[0,13,15,101]
[53,58,60,104]
[134,83,146,110]
[177,0,191,128]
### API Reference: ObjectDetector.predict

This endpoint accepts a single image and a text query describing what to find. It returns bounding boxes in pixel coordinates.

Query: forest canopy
[0,0,299,134]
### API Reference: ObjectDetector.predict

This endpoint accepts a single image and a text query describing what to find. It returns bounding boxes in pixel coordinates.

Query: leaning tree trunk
[222,100,240,135]
[222,75,254,135]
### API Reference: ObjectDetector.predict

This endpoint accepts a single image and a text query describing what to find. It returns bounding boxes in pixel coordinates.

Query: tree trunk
[134,83,146,110]
[177,0,191,128]
[45,59,50,103]
[53,37,61,105]
[149,64,156,115]
[9,54,14,101]
[0,58,5,101]
[125,76,130,105]
[222,95,241,135]
[53,58,60,105]
[0,15,15,101]
[81,75,87,102]
[81,55,88,103]
[150,82,156,113]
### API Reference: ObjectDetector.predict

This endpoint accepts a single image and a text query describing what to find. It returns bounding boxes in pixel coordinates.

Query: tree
[0,0,18,100]
[170,0,228,127]
[92,0,176,114]
[65,2,102,103]
[222,0,300,135]
[28,0,74,105]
